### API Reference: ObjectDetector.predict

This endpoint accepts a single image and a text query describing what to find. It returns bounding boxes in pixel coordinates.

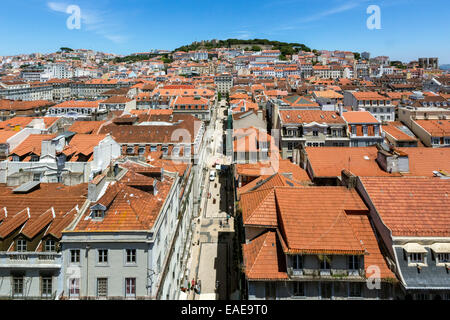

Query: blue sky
[1,0,449,63]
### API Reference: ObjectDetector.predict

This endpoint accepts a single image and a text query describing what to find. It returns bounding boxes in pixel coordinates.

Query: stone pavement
[185,99,237,300]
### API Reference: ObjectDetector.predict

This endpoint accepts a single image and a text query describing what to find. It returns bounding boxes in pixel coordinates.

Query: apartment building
[170,96,211,121]
[0,81,53,101]
[343,91,395,122]
[1,133,121,186]
[276,110,349,160]
[357,176,450,300]
[46,100,108,120]
[407,119,450,147]
[214,73,233,94]
[60,161,190,300]
[342,111,383,147]
[0,183,87,299]
[240,185,397,300]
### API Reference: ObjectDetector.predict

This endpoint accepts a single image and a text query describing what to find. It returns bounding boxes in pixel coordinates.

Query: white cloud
[299,1,360,23]
[47,2,67,13]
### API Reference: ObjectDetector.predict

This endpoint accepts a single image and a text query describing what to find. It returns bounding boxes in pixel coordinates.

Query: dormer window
[90,204,106,220]
[93,210,105,219]
[45,239,56,252]
[410,253,424,263]
[437,253,450,263]
[17,239,27,252]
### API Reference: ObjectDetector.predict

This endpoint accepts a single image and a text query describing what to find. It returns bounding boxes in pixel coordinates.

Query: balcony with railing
[0,252,62,269]
[287,267,365,280]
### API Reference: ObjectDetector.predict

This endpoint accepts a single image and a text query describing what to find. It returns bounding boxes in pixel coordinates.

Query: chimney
[40,140,56,162]
[341,169,357,189]
[337,103,343,116]
[375,144,409,173]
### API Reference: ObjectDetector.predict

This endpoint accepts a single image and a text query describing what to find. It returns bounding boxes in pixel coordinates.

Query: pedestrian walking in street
[191,279,196,291]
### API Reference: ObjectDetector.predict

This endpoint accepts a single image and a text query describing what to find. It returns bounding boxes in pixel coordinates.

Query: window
[351,126,356,135]
[70,249,80,263]
[126,146,134,154]
[69,278,80,297]
[98,249,108,263]
[374,126,380,136]
[320,256,330,270]
[293,282,305,297]
[437,253,449,263]
[410,253,423,263]
[415,293,429,300]
[138,147,145,155]
[93,210,104,219]
[320,282,332,299]
[125,278,136,297]
[30,155,39,162]
[97,278,108,297]
[41,277,52,298]
[12,155,20,162]
[293,255,303,270]
[348,255,359,270]
[150,145,157,152]
[16,239,27,252]
[349,283,362,297]
[287,142,293,150]
[363,126,368,136]
[44,239,56,252]
[126,249,136,264]
[13,277,24,297]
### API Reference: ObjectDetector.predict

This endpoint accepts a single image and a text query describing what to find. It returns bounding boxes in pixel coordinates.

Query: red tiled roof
[360,177,450,237]
[73,164,174,232]
[279,110,344,124]
[0,183,87,243]
[68,121,106,134]
[346,214,395,279]
[342,111,379,124]
[242,231,288,280]
[10,134,56,157]
[382,122,418,142]
[275,187,368,255]
[305,147,394,178]
[414,119,450,137]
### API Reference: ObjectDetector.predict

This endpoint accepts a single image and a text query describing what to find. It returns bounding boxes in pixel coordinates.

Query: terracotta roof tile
[360,177,450,237]
[242,231,288,280]
[275,187,368,254]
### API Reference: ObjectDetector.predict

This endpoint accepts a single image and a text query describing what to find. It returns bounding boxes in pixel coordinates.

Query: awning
[430,243,450,253]
[403,243,427,253]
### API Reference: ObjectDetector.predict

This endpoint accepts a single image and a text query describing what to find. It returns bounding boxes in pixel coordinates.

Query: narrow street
[185,98,238,300]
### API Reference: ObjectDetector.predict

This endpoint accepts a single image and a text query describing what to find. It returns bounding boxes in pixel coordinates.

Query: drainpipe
[85,244,90,299]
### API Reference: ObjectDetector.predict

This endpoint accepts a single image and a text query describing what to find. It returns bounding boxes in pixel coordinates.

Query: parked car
[209,170,216,181]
